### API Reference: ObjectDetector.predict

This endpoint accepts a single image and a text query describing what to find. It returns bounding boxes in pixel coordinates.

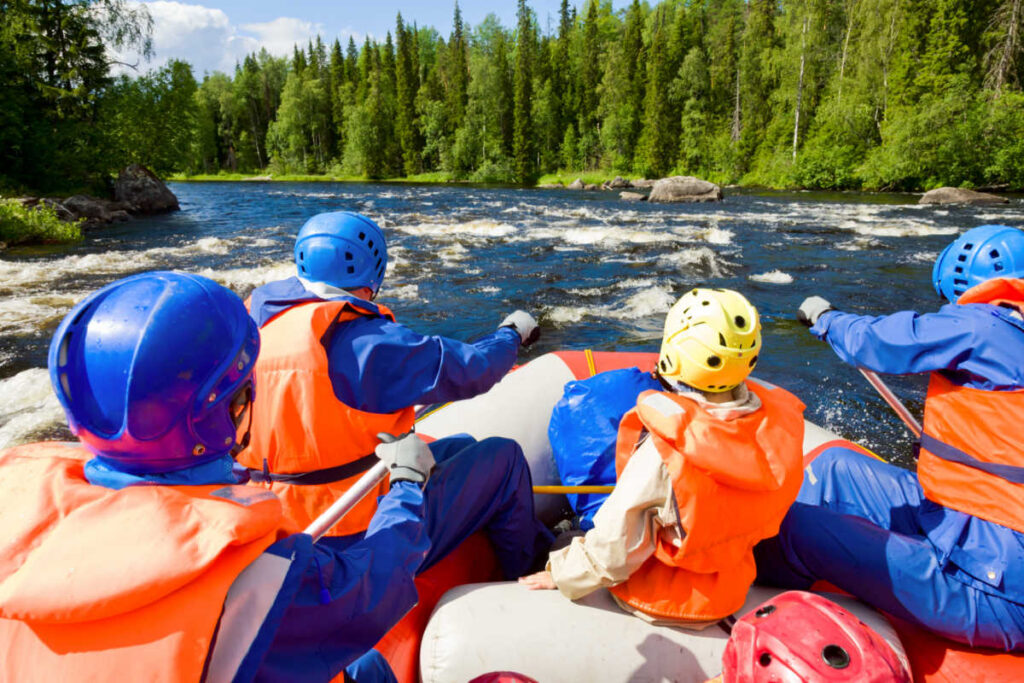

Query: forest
[2,0,1024,194]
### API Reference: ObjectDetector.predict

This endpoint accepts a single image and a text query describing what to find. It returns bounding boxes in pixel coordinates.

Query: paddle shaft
[304,461,388,541]
[858,368,923,439]
[533,485,615,495]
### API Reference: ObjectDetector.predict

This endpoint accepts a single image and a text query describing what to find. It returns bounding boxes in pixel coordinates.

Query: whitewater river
[3,182,1023,466]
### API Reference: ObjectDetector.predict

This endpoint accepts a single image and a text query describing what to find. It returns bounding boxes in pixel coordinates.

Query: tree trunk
[837,0,857,108]
[986,0,1022,96]
[792,14,808,162]
[731,64,741,142]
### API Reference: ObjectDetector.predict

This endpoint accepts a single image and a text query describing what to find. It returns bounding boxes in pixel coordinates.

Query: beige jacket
[547,384,763,617]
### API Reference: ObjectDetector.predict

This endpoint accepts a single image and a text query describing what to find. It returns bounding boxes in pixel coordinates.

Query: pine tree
[395,14,423,174]
[513,0,536,182]
[448,2,470,132]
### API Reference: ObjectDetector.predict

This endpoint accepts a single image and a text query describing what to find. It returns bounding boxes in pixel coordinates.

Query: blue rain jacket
[761,302,1024,650]
[249,278,520,413]
[548,367,661,529]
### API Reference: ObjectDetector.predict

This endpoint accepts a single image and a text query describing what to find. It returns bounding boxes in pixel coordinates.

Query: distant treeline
[3,0,1024,194]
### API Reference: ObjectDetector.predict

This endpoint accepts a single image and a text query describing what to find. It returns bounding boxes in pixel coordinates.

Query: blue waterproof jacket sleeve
[811,305,1024,390]
[252,481,429,681]
[548,368,662,528]
[327,317,520,414]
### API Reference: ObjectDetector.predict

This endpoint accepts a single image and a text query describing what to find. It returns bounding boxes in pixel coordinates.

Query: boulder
[620,191,646,202]
[39,198,76,222]
[114,164,180,214]
[630,178,656,188]
[62,195,133,229]
[583,183,600,191]
[648,176,723,203]
[919,187,1008,206]
[537,182,564,189]
[567,178,586,190]
[608,176,632,189]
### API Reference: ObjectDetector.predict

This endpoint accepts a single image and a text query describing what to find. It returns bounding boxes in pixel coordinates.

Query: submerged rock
[919,187,1008,206]
[62,195,131,229]
[114,164,180,214]
[648,176,723,203]
[620,191,646,202]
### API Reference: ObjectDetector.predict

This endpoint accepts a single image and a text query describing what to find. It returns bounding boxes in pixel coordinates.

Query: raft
[374,351,1023,682]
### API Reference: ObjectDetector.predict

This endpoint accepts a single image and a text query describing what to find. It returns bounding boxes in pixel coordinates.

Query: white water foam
[0,368,65,450]
[750,270,794,284]
[393,220,517,239]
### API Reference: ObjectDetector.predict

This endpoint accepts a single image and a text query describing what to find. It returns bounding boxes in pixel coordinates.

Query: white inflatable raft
[412,350,900,682]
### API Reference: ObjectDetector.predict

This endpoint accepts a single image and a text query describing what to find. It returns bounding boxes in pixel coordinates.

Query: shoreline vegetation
[4,0,1024,204]
[0,200,83,248]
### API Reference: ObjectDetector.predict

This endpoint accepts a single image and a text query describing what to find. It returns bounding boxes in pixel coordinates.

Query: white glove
[500,310,540,347]
[797,296,834,327]
[375,432,435,486]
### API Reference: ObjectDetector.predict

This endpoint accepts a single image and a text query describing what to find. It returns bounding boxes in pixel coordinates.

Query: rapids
[2,182,1022,465]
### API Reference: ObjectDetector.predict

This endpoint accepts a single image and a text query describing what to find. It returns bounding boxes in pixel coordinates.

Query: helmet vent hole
[707,356,721,367]
[822,645,851,669]
[367,240,374,248]
[734,315,745,328]
[347,266,355,274]
[749,355,759,367]
[358,232,366,240]
[374,249,379,256]
[758,653,772,667]
[702,300,710,306]
[957,254,967,262]
[995,262,1004,271]
[964,243,973,250]
[299,251,304,260]
[718,333,727,346]
[299,264,307,274]
[954,278,968,286]
[60,373,71,400]
[660,359,669,371]
[954,266,963,273]
[755,604,776,618]
[345,252,353,261]
[990,249,1000,258]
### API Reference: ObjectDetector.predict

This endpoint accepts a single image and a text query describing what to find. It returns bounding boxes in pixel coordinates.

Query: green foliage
[5,0,1024,192]
[0,200,83,246]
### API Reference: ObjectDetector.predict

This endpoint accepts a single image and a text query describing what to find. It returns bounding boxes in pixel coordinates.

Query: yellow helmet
[657,288,761,393]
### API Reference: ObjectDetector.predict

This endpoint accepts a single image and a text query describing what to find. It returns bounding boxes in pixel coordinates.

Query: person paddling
[0,271,448,681]
[758,224,1024,651]
[238,211,551,572]
[520,289,806,627]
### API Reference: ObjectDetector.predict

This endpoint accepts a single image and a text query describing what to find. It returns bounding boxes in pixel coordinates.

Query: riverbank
[0,199,82,248]
[170,171,453,184]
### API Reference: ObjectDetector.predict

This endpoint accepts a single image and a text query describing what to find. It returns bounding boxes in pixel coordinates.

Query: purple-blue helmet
[933,225,1024,303]
[294,212,388,295]
[48,271,259,474]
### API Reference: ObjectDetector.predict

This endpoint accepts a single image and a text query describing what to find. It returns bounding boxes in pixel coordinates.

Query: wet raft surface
[2,182,1023,465]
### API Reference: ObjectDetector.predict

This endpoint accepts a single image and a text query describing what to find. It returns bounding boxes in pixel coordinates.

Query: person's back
[0,271,441,681]
[522,289,805,625]
[239,212,539,535]
[766,224,1024,651]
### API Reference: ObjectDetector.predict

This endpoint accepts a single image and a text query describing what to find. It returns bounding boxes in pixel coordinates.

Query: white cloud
[111,1,326,77]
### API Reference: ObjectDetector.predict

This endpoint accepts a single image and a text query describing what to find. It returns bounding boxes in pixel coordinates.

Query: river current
[3,182,1023,466]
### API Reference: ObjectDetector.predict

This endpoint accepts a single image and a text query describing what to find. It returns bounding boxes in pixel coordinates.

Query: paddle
[857,368,922,439]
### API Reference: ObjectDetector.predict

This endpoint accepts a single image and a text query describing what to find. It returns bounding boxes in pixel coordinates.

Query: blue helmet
[294,212,388,295]
[933,225,1024,303]
[48,271,260,474]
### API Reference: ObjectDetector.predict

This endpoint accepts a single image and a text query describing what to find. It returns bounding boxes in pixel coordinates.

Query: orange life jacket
[917,278,1024,533]
[239,298,415,536]
[609,380,806,622]
[0,442,289,682]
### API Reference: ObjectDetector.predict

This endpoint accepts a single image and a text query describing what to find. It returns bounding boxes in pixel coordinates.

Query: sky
[116,0,625,77]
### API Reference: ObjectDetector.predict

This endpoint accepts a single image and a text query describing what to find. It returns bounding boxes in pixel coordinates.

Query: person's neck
[702,387,740,403]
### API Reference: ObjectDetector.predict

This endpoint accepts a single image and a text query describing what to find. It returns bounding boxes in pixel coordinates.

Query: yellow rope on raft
[584,348,597,377]
[533,485,615,494]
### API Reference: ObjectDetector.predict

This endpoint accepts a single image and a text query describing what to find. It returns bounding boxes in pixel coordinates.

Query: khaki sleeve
[547,439,678,601]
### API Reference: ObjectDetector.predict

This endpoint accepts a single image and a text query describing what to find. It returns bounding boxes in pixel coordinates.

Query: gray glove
[797,296,834,327]
[500,310,540,347]
[375,432,435,486]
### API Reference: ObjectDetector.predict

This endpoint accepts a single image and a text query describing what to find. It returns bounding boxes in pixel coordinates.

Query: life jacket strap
[247,453,380,485]
[920,433,1024,484]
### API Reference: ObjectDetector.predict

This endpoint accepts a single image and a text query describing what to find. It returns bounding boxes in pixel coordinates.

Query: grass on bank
[0,199,82,246]
[169,171,453,184]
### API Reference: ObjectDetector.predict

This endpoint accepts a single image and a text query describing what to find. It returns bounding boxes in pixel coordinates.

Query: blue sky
[119,1,624,77]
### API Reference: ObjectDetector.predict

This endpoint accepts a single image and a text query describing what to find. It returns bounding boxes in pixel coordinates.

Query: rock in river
[114,164,180,214]
[919,187,1008,206]
[648,176,723,203]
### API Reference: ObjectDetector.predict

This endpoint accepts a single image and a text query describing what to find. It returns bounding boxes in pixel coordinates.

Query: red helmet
[721,591,911,683]
[468,674,539,683]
